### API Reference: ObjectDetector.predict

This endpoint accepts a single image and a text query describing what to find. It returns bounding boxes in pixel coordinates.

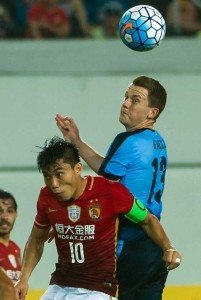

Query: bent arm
[125,199,182,270]
[15,224,50,299]
[55,113,104,173]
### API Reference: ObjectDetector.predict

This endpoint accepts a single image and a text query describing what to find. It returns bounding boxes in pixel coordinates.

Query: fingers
[164,249,182,271]
[55,113,80,144]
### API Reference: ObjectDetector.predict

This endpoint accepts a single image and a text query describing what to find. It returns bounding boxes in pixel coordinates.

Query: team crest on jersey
[67,205,81,222]
[8,254,17,268]
[88,201,101,221]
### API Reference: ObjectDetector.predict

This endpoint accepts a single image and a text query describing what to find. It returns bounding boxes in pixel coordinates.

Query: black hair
[37,136,80,171]
[0,189,17,211]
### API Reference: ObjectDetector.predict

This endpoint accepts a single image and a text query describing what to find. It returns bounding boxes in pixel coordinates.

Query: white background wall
[0,39,200,288]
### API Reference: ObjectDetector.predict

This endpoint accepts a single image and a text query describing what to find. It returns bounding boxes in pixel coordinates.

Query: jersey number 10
[69,242,85,263]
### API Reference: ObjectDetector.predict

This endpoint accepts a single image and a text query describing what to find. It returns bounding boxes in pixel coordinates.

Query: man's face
[42,159,82,202]
[119,84,154,131]
[0,199,17,237]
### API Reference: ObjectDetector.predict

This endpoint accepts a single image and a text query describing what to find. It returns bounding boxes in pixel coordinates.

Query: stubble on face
[0,199,16,237]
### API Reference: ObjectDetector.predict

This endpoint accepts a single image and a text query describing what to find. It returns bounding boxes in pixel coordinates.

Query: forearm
[141,214,173,251]
[0,270,15,300]
[20,235,45,281]
[76,139,104,173]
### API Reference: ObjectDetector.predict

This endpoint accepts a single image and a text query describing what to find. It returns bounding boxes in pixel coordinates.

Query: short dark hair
[133,75,167,119]
[0,189,17,211]
[37,136,80,171]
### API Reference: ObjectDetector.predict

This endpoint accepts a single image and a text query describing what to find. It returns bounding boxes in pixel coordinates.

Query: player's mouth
[0,222,11,229]
[52,190,62,196]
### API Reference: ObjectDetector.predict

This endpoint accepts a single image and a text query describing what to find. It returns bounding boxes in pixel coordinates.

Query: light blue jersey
[99,128,167,241]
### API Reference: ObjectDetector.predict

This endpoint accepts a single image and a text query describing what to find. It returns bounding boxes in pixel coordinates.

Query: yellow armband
[125,199,148,223]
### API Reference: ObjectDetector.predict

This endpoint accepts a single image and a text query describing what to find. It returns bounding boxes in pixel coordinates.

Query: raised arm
[125,199,182,270]
[15,224,50,300]
[55,113,104,173]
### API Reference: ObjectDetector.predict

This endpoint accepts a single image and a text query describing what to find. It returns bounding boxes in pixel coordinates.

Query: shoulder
[37,186,53,207]
[39,186,52,197]
[28,4,42,14]
[95,176,130,195]
[8,240,21,252]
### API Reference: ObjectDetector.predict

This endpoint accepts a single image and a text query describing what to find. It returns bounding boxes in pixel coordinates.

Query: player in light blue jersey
[55,76,173,300]
[99,128,167,242]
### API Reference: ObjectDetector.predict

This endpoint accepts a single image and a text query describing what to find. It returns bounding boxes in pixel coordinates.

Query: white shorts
[40,284,117,300]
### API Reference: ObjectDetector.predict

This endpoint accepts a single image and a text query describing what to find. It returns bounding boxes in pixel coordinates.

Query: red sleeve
[28,4,42,21]
[34,188,51,229]
[109,181,134,214]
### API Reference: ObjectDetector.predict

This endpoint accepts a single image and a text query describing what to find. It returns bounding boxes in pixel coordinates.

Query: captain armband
[125,199,148,223]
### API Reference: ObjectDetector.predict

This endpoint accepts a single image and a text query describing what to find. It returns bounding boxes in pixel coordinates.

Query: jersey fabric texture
[98,128,168,300]
[35,176,133,297]
[99,128,167,241]
[0,240,21,282]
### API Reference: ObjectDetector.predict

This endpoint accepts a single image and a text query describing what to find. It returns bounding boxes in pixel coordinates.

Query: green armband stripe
[125,199,148,223]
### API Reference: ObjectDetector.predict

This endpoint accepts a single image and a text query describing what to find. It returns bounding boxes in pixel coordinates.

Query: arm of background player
[125,200,182,270]
[55,113,104,173]
[15,224,50,300]
[0,268,16,300]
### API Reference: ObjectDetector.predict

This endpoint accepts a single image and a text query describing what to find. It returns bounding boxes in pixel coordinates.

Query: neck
[0,235,10,246]
[126,119,155,132]
[74,177,87,200]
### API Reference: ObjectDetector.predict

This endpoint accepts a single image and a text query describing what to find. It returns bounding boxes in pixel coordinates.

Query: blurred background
[0,0,201,39]
[0,0,201,299]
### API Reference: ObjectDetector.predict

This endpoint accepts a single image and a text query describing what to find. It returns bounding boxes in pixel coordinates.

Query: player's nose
[122,98,131,107]
[50,177,60,188]
[0,211,9,220]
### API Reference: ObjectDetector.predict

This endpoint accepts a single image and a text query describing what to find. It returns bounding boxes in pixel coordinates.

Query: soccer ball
[119,5,166,52]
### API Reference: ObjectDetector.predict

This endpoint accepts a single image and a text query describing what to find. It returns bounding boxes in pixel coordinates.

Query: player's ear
[148,107,159,119]
[74,163,82,174]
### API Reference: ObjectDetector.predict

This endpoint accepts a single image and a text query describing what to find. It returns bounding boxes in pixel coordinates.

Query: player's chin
[0,228,11,235]
[119,114,127,124]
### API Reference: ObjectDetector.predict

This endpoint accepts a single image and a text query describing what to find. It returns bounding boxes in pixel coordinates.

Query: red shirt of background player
[28,3,69,37]
[0,240,21,283]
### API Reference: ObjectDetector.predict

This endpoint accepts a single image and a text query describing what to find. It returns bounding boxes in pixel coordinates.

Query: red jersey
[35,176,133,297]
[28,4,69,37]
[0,240,21,283]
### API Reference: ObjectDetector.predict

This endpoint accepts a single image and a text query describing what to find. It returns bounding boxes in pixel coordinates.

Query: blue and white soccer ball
[119,5,166,52]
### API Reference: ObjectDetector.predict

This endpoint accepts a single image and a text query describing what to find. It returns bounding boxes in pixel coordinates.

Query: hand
[163,248,182,271]
[55,113,81,145]
[15,279,29,300]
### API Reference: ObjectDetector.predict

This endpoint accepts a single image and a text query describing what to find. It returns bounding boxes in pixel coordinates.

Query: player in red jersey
[15,137,181,300]
[0,189,21,283]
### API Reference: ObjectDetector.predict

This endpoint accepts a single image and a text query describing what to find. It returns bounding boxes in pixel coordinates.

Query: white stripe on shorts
[40,284,117,300]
